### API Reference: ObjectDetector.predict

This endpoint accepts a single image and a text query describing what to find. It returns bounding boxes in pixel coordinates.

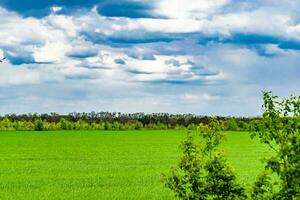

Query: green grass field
[0,130,272,199]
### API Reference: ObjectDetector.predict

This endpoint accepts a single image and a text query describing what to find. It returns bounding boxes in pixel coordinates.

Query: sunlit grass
[0,130,272,199]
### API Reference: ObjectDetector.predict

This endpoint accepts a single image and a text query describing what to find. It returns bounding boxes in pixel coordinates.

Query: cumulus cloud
[153,0,230,19]
[287,24,300,40]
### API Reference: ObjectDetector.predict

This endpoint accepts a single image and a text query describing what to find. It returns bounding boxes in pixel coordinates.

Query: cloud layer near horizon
[0,0,300,116]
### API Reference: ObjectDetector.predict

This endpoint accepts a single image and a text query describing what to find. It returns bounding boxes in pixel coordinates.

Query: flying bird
[0,57,6,62]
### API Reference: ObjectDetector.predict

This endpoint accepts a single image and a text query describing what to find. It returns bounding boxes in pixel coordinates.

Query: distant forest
[0,112,260,131]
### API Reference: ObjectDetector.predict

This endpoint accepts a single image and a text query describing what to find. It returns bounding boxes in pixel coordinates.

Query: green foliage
[34,118,44,131]
[0,112,259,131]
[251,171,275,200]
[224,118,239,131]
[0,117,15,131]
[164,119,246,200]
[205,155,247,200]
[251,91,300,199]
[197,119,224,158]
[163,131,207,200]
[134,121,143,130]
[59,118,69,130]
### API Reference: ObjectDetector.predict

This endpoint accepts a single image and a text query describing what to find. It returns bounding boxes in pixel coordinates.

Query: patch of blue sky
[0,0,101,17]
[67,51,98,59]
[97,1,156,18]
[127,69,153,75]
[114,58,126,65]
[0,0,157,18]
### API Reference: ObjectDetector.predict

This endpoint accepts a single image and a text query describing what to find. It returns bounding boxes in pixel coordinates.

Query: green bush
[34,118,44,131]
[251,91,300,199]
[163,119,246,200]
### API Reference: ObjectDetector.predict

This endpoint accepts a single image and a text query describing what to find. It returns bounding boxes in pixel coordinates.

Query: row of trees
[164,91,300,199]
[0,118,148,131]
[0,113,257,131]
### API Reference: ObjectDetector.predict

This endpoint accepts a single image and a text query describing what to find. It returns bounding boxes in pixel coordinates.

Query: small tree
[199,119,246,200]
[251,91,300,199]
[224,118,239,131]
[205,155,246,200]
[0,117,16,131]
[34,118,44,131]
[163,119,246,200]
[163,131,207,200]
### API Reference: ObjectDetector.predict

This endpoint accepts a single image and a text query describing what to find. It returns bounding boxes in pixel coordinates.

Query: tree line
[0,112,259,131]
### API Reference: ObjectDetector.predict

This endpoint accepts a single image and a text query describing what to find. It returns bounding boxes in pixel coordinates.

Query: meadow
[0,130,272,200]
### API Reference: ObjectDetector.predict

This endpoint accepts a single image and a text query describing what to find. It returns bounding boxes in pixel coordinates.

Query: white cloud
[136,18,204,33]
[0,62,40,85]
[0,10,47,46]
[204,9,292,37]
[287,24,300,40]
[70,6,297,41]
[153,0,231,19]
[44,14,78,37]
[51,6,62,14]
[0,49,3,58]
[33,42,71,63]
[181,93,220,103]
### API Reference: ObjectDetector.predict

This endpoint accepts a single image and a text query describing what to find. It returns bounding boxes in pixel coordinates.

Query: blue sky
[0,0,300,116]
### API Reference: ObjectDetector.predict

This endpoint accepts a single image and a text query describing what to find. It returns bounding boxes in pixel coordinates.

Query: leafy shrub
[163,131,207,200]
[163,119,246,200]
[251,91,300,199]
[205,155,246,199]
[34,118,44,131]
[251,171,275,200]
